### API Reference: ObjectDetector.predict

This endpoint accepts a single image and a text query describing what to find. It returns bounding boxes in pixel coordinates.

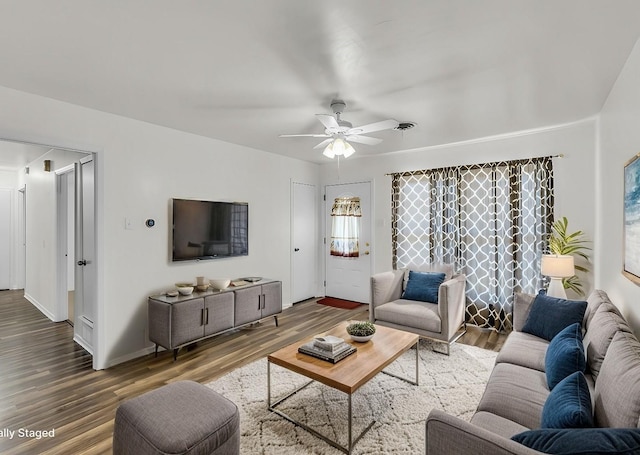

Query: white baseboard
[24,292,58,321]
[73,334,94,356]
[106,345,157,368]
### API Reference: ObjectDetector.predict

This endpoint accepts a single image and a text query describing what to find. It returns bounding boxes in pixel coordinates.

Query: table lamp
[541,254,575,299]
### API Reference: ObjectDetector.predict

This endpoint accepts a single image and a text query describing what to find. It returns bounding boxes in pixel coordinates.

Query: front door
[325,181,372,304]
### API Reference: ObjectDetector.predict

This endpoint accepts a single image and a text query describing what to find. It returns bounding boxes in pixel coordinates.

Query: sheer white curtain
[391,157,554,331]
[330,197,361,257]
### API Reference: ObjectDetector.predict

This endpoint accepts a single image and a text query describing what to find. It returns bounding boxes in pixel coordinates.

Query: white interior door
[0,188,11,290]
[291,182,317,303]
[56,168,76,323]
[74,156,96,354]
[325,181,372,303]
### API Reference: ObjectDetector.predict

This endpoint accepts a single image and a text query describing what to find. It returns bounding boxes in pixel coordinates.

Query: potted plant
[547,217,591,296]
[346,321,376,342]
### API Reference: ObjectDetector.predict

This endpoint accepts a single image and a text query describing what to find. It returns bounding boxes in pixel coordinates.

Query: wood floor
[0,289,507,454]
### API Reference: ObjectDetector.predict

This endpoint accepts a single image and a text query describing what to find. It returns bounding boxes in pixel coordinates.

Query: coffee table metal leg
[268,361,375,454]
[381,339,419,385]
[348,394,352,452]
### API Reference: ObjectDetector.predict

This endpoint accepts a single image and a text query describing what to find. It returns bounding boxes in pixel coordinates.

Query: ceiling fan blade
[316,114,340,130]
[279,134,331,138]
[346,135,383,146]
[348,119,399,135]
[313,138,334,149]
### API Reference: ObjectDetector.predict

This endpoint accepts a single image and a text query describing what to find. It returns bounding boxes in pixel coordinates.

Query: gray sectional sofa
[425,289,640,454]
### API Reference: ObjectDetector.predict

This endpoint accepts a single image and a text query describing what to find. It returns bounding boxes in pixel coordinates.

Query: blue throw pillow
[402,271,446,303]
[545,322,586,390]
[512,428,640,454]
[541,371,593,429]
[521,293,587,341]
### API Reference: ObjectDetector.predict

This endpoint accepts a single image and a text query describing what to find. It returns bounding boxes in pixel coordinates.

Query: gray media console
[148,279,282,360]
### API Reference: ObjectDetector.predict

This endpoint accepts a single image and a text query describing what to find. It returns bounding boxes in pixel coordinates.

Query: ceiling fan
[279,99,399,158]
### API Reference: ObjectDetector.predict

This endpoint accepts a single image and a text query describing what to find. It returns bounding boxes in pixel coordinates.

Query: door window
[330,197,361,257]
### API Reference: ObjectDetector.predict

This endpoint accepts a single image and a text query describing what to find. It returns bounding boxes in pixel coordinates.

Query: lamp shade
[541,254,575,278]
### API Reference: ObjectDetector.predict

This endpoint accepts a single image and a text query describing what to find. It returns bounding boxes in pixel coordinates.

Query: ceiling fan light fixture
[323,138,355,159]
[323,142,335,159]
[281,99,395,159]
[343,141,355,158]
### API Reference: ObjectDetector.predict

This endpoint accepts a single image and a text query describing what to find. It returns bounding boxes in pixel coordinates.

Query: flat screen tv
[172,198,248,261]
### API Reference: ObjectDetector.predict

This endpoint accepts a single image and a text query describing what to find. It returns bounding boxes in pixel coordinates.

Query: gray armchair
[370,264,467,354]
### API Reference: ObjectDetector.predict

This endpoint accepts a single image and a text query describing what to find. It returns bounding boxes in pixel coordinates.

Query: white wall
[598,37,640,337]
[320,119,597,295]
[0,85,319,369]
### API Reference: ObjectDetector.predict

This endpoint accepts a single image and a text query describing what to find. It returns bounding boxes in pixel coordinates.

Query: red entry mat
[317,297,363,310]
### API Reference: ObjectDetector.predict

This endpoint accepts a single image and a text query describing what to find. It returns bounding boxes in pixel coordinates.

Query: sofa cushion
[471,411,530,439]
[541,371,593,429]
[583,301,632,380]
[521,294,587,342]
[594,331,640,428]
[402,263,454,290]
[545,323,586,390]
[583,289,613,331]
[512,428,640,454]
[496,331,549,372]
[512,292,536,332]
[476,363,549,429]
[374,299,441,333]
[402,271,445,303]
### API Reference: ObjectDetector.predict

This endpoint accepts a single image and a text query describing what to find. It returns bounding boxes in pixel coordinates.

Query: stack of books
[298,335,356,363]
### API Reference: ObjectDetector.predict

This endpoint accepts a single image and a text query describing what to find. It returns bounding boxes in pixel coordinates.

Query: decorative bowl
[210,279,231,290]
[177,286,194,295]
[350,334,374,342]
[346,321,376,342]
[196,284,209,292]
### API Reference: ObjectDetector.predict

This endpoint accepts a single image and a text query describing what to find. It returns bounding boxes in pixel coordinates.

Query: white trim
[55,163,76,176]
[73,335,94,356]
[105,346,158,369]
[24,292,59,322]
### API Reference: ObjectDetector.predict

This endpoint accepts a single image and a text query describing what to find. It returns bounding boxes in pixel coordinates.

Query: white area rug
[206,340,497,454]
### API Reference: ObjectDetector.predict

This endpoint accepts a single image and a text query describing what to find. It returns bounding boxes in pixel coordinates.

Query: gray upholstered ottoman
[113,380,239,455]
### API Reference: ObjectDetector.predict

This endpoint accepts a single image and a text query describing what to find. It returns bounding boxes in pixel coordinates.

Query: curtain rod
[384,154,563,176]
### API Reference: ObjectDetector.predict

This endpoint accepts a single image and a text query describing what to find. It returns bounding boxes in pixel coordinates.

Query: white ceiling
[0,141,52,172]
[0,1,639,165]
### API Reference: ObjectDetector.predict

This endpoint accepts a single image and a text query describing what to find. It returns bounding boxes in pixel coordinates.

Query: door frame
[323,180,374,303]
[3,136,101,369]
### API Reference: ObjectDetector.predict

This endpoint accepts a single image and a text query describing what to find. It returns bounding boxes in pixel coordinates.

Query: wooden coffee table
[267,321,419,454]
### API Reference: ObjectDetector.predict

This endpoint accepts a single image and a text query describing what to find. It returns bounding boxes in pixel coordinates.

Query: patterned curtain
[330,197,361,257]
[391,157,554,331]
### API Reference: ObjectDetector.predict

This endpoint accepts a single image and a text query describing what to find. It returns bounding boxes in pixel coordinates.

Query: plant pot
[350,334,373,342]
